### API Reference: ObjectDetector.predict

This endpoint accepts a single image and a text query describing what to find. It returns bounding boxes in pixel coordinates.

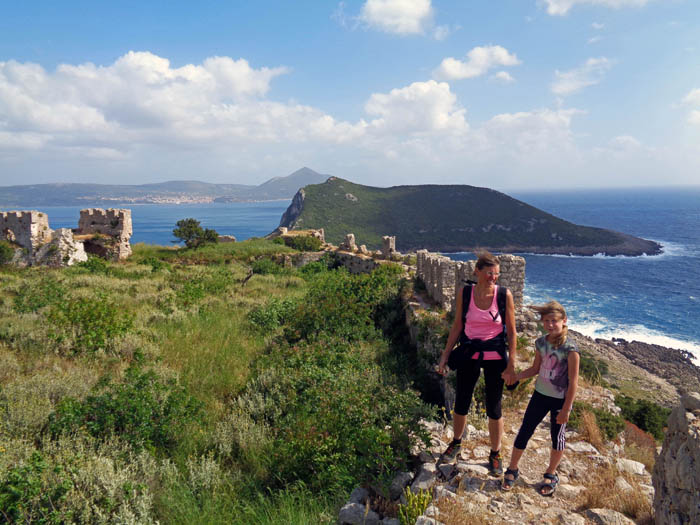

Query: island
[278,177,662,256]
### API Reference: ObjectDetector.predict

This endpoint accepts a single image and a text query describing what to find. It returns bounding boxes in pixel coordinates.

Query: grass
[0,239,428,523]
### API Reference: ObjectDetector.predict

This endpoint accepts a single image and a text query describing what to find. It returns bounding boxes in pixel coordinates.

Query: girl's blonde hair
[530,300,568,347]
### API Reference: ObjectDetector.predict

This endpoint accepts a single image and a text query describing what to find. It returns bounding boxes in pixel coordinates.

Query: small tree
[173,218,219,249]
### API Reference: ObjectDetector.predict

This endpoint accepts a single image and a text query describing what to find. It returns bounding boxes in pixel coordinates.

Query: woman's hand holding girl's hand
[502,367,517,385]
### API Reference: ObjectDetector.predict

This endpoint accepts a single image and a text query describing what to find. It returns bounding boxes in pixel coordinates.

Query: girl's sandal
[539,473,559,497]
[501,468,519,491]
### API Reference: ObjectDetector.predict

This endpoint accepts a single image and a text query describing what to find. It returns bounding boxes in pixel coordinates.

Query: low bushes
[47,292,134,354]
[48,363,203,454]
[616,395,670,441]
[237,338,432,494]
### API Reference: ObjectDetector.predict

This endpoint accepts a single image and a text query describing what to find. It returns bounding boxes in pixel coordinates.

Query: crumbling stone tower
[77,208,133,260]
[0,210,52,252]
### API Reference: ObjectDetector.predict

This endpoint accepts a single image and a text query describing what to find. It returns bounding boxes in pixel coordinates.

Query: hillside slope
[279,177,661,256]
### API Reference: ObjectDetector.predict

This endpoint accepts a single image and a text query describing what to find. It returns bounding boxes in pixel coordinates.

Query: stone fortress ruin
[0,208,133,267]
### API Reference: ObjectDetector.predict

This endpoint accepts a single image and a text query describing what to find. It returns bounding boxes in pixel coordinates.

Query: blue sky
[0,0,699,190]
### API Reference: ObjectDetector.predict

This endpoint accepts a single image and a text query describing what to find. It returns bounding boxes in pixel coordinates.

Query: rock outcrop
[653,393,700,525]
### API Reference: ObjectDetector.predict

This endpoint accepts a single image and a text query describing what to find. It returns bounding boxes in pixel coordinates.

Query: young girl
[501,301,579,496]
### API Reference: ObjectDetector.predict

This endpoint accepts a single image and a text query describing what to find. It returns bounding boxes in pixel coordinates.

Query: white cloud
[592,22,605,29]
[540,0,651,16]
[360,0,433,35]
[587,36,603,44]
[491,71,515,83]
[551,57,612,96]
[608,135,641,149]
[433,45,521,81]
[682,88,700,125]
[433,24,450,40]
[365,80,468,134]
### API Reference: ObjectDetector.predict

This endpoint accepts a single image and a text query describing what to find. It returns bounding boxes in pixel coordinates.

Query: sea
[30,187,700,362]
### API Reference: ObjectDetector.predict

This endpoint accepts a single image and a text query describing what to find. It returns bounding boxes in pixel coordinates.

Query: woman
[437,251,517,476]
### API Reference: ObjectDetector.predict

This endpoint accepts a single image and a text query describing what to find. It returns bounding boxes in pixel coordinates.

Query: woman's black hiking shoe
[438,440,462,463]
[488,451,503,476]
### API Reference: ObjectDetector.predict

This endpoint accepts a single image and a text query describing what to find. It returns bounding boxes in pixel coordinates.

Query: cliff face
[278,188,305,228]
[653,393,700,525]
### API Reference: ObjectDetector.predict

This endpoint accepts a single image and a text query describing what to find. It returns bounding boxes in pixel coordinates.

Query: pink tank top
[465,285,503,360]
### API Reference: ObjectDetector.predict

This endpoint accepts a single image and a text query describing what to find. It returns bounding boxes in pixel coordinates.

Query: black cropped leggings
[454,358,507,420]
[514,390,567,451]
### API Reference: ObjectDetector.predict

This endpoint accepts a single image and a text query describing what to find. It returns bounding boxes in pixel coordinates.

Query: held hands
[501,367,518,386]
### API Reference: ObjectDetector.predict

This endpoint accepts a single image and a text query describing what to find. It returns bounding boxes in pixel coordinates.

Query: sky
[0,0,699,191]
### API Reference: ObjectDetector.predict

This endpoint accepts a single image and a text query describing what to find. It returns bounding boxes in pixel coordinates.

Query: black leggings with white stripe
[513,390,567,451]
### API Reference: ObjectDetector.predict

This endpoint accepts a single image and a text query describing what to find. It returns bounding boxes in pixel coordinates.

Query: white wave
[570,321,700,363]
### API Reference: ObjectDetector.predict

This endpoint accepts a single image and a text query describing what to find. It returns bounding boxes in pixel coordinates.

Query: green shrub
[142,255,171,273]
[251,257,287,275]
[48,364,203,453]
[171,266,237,307]
[0,240,14,265]
[248,298,298,332]
[569,402,625,440]
[284,235,322,252]
[237,338,432,495]
[616,395,671,441]
[579,352,609,385]
[13,276,66,313]
[284,264,404,343]
[47,292,134,354]
[297,254,338,279]
[0,451,73,524]
[77,255,110,274]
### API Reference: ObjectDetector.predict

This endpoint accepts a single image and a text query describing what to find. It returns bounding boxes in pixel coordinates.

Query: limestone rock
[567,441,599,454]
[411,463,437,493]
[34,228,87,267]
[389,471,413,500]
[380,519,400,525]
[615,458,647,476]
[348,486,369,504]
[584,508,636,525]
[338,502,380,525]
[218,235,237,243]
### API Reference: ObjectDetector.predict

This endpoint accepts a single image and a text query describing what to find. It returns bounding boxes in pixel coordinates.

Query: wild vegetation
[0,238,432,524]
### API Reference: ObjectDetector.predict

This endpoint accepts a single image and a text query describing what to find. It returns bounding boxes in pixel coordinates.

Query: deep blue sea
[30,187,700,361]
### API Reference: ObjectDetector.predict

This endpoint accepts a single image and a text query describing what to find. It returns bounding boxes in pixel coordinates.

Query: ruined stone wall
[77,208,133,260]
[416,250,526,313]
[0,210,52,251]
[653,392,700,525]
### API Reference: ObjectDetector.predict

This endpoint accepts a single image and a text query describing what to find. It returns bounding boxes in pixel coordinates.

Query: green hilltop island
[279,177,662,257]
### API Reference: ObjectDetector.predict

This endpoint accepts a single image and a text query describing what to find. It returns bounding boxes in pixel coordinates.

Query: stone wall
[0,210,53,251]
[77,208,133,260]
[653,392,700,525]
[416,250,525,312]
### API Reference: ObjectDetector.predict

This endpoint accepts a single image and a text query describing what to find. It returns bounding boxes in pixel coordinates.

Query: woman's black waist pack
[446,334,519,390]
[446,335,506,370]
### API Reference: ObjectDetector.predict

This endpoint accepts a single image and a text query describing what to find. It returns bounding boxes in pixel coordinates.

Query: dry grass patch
[575,463,652,524]
[580,410,604,450]
[436,496,491,525]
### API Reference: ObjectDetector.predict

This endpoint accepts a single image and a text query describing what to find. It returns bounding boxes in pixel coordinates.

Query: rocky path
[339,385,655,525]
